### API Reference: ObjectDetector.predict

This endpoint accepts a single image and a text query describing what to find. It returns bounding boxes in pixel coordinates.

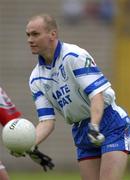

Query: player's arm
[88,92,105,146]
[26,119,55,171]
[26,80,55,170]
[69,52,109,146]
[90,92,104,126]
[35,119,55,145]
[29,76,55,146]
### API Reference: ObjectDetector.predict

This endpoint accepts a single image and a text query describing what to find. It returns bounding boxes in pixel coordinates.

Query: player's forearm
[90,93,104,125]
[35,119,55,145]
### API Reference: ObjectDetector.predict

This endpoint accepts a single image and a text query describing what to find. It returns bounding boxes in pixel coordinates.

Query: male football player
[26,14,130,180]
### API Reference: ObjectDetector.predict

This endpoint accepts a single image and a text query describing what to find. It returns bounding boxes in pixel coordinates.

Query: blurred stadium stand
[0,0,115,171]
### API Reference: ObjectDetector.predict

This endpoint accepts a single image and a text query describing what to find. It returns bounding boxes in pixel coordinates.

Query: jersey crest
[59,65,68,81]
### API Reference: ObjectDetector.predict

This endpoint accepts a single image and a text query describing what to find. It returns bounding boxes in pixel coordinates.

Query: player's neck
[41,40,58,65]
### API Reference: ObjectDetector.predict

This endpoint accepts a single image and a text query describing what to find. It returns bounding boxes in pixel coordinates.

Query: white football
[2,118,36,153]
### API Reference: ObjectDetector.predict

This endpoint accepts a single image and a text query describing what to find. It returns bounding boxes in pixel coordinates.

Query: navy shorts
[72,105,130,160]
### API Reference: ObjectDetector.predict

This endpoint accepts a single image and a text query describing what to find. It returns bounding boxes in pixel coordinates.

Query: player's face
[26,18,54,55]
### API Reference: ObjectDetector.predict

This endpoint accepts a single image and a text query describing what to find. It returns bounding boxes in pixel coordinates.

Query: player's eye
[26,32,30,37]
[26,32,40,37]
[31,32,40,37]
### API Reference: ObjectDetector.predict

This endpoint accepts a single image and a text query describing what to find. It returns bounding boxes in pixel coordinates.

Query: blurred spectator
[61,0,84,25]
[99,0,116,24]
[85,0,100,19]
[84,0,116,24]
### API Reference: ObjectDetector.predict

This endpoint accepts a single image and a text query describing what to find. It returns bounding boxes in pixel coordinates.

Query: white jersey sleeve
[69,50,111,99]
[29,67,55,121]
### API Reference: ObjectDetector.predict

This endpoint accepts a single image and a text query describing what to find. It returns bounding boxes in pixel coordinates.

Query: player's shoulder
[29,64,40,85]
[61,42,92,64]
[62,42,87,57]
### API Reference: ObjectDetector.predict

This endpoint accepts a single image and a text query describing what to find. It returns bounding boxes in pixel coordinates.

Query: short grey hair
[28,13,58,32]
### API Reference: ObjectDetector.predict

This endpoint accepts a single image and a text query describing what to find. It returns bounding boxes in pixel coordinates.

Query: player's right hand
[11,146,55,171]
[27,146,55,171]
[88,123,105,146]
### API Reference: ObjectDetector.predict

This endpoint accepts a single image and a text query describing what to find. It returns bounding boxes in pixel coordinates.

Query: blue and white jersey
[29,41,115,124]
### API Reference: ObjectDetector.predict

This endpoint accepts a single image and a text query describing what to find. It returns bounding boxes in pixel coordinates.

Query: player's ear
[49,30,57,40]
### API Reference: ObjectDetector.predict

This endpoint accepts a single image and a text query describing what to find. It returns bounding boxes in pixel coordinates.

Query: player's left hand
[27,146,55,171]
[88,123,105,146]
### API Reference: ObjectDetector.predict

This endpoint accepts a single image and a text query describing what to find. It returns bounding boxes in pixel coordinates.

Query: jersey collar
[38,40,62,68]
